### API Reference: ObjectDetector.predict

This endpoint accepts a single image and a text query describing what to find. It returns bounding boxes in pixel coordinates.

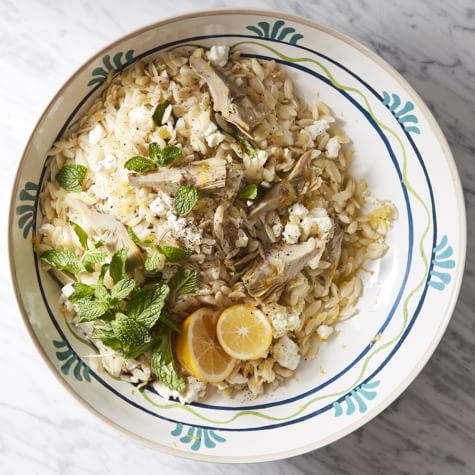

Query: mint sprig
[40,249,83,278]
[126,284,169,329]
[124,156,157,173]
[55,164,88,192]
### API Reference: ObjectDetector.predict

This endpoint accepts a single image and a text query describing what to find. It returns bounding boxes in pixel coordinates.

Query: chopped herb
[55,164,88,192]
[124,156,157,172]
[159,245,192,263]
[239,183,260,200]
[149,142,182,167]
[152,100,170,126]
[235,133,257,158]
[173,185,198,216]
[70,221,89,250]
[94,240,105,249]
[169,267,199,295]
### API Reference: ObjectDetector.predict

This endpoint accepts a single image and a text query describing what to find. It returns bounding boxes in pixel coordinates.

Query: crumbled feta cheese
[325,136,341,158]
[206,131,225,148]
[61,283,75,298]
[165,210,203,248]
[265,304,301,338]
[300,207,334,240]
[88,124,104,144]
[92,154,116,173]
[235,229,249,248]
[289,203,308,219]
[149,191,173,217]
[283,222,301,244]
[128,106,154,131]
[304,120,329,140]
[207,45,229,67]
[317,324,334,340]
[154,376,207,403]
[272,336,300,370]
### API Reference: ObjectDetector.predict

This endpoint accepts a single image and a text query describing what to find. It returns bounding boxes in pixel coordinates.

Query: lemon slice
[216,304,272,360]
[176,308,235,383]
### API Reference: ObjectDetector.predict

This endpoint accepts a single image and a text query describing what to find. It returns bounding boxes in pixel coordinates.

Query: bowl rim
[8,7,467,463]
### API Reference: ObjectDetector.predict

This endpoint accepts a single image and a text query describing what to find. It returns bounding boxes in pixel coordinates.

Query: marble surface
[1,0,474,473]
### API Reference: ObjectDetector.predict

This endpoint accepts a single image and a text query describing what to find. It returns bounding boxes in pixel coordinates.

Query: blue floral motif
[333,380,380,417]
[53,340,91,382]
[88,50,135,87]
[171,423,226,451]
[16,181,39,239]
[246,20,303,45]
[428,235,455,291]
[382,91,420,134]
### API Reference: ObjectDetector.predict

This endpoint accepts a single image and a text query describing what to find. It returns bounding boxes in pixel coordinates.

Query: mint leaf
[145,249,162,271]
[239,183,260,200]
[157,146,182,166]
[94,240,105,249]
[70,221,89,250]
[173,185,198,216]
[77,299,109,322]
[91,324,114,340]
[110,248,128,283]
[126,283,169,329]
[152,100,170,126]
[169,268,199,295]
[111,313,151,356]
[148,142,161,161]
[124,156,157,172]
[68,282,95,302]
[94,284,109,301]
[159,245,192,263]
[98,263,109,285]
[128,226,153,247]
[83,250,108,267]
[40,249,83,277]
[110,278,135,300]
[151,329,185,392]
[160,308,181,332]
[55,164,88,192]
[235,133,257,158]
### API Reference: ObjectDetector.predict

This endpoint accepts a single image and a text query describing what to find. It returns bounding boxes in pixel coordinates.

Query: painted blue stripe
[31,32,437,431]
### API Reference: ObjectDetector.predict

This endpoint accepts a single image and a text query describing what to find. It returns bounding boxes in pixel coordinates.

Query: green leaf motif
[55,164,88,192]
[173,185,198,217]
[88,50,135,87]
[16,181,40,239]
[245,20,304,45]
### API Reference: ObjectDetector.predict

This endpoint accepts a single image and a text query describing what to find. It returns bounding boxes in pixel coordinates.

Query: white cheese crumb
[207,45,230,67]
[206,131,225,148]
[317,324,334,340]
[128,106,154,131]
[61,283,75,298]
[325,136,341,158]
[92,154,116,173]
[88,124,104,145]
[235,229,249,248]
[283,222,301,244]
[165,210,203,248]
[272,336,300,370]
[265,304,301,338]
[149,191,173,217]
[289,203,308,219]
[304,120,329,140]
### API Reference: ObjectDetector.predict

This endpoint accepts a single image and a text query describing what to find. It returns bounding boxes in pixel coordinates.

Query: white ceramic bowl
[9,9,466,462]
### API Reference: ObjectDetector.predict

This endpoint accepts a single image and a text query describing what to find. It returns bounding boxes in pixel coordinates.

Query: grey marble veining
[1,0,474,473]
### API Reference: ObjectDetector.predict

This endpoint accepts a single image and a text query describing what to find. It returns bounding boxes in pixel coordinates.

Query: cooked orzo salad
[37,45,396,402]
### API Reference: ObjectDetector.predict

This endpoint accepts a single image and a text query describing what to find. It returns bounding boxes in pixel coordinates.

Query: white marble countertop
[1,0,474,473]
